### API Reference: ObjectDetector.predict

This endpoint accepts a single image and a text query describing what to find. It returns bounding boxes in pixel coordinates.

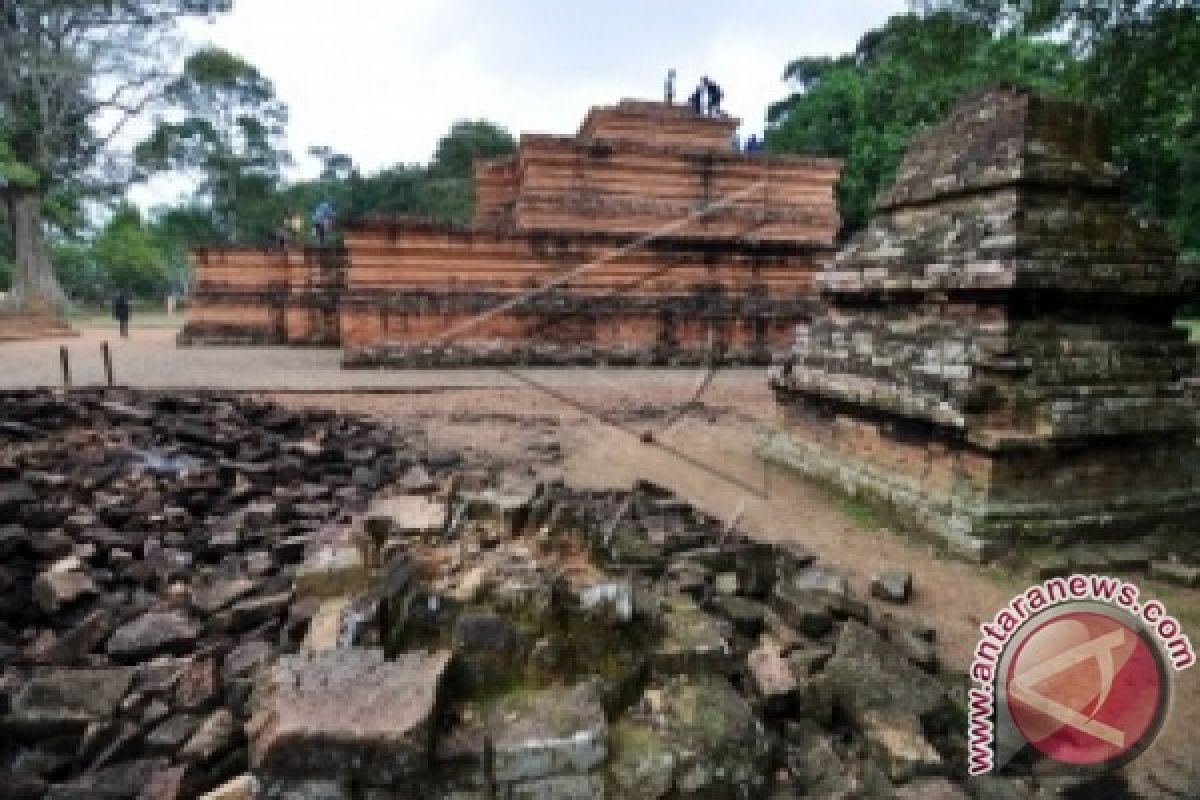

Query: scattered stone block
[466,483,537,534]
[862,709,943,783]
[453,611,525,690]
[7,667,134,734]
[32,568,97,613]
[199,775,259,800]
[106,612,199,662]
[747,637,799,713]
[145,714,201,755]
[293,547,367,598]
[508,774,605,800]
[250,648,451,785]
[369,494,449,536]
[657,676,773,797]
[484,682,607,784]
[179,708,237,763]
[869,568,913,604]
[820,621,952,727]
[709,595,766,639]
[652,598,733,676]
[302,596,352,652]
[606,721,675,799]
[191,579,258,615]
[575,580,634,624]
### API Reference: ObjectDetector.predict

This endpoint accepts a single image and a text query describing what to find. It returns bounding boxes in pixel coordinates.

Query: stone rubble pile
[242,471,987,799]
[0,389,419,798]
[1,389,1136,798]
[766,86,1200,560]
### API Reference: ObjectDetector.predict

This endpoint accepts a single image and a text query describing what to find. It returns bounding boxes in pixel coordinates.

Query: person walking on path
[112,289,131,338]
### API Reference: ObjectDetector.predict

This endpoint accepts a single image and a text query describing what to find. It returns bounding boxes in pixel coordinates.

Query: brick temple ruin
[180,100,842,365]
[765,86,1200,560]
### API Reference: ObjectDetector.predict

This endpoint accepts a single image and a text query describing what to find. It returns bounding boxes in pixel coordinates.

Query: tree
[91,205,168,298]
[422,120,516,223]
[136,46,289,244]
[767,12,1075,232]
[908,1,1200,254]
[0,1,223,313]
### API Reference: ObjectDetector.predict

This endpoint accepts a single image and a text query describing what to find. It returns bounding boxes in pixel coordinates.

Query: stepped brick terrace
[180,100,842,366]
[764,86,1200,560]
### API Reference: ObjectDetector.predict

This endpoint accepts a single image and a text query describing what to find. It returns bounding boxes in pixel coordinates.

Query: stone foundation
[181,100,840,364]
[767,86,1200,557]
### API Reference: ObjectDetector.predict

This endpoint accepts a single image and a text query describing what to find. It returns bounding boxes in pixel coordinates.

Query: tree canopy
[0,0,220,311]
[767,2,1200,255]
[2,2,1195,309]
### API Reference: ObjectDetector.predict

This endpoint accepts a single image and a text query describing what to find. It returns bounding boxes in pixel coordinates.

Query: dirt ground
[4,321,1198,792]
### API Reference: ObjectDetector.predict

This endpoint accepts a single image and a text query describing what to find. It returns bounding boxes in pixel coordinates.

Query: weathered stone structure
[180,100,841,365]
[765,86,1200,559]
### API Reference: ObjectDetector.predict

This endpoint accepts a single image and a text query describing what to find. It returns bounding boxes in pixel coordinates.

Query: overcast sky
[142,0,906,202]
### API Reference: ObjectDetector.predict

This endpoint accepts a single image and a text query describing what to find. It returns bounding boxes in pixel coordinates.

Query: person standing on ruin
[665,68,676,105]
[112,288,131,338]
[688,84,703,115]
[703,76,724,116]
[312,200,335,245]
[287,210,304,244]
[274,214,290,249]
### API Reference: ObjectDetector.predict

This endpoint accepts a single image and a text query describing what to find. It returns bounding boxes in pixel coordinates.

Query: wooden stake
[101,341,113,387]
[59,346,70,387]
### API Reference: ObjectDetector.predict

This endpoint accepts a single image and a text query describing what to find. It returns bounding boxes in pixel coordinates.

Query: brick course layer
[180,100,840,364]
[767,86,1200,557]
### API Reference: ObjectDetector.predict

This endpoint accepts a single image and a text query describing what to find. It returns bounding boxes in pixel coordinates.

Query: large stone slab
[819,621,952,727]
[483,682,608,785]
[249,648,451,785]
[610,676,772,798]
[6,667,134,733]
[106,611,200,661]
[293,546,367,599]
[368,493,449,536]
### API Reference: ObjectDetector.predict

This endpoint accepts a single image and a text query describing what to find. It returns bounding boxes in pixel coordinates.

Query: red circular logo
[1005,610,1167,767]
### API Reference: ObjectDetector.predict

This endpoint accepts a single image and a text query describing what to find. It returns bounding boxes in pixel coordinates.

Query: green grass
[838,494,883,530]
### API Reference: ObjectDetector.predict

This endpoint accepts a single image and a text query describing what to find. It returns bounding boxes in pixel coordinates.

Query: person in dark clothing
[665,68,676,105]
[112,289,131,338]
[688,85,703,115]
[703,76,723,116]
[745,133,764,153]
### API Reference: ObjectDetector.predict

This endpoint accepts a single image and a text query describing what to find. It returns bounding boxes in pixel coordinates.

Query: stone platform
[766,86,1200,559]
[181,100,841,365]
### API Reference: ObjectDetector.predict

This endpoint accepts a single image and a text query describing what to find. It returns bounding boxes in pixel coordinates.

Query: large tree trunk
[3,188,66,313]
